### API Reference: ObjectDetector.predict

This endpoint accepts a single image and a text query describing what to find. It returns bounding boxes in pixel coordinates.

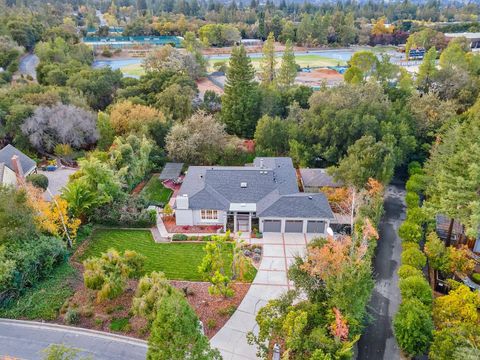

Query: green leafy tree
[393,298,433,357]
[401,245,427,269]
[254,115,290,156]
[398,220,423,243]
[198,233,233,297]
[147,290,221,360]
[348,51,378,78]
[329,135,395,189]
[277,40,297,88]
[259,32,276,85]
[97,112,115,151]
[399,275,433,306]
[131,271,171,322]
[221,45,260,138]
[62,180,100,220]
[344,66,363,84]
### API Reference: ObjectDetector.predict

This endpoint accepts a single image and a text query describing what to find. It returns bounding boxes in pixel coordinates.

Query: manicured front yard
[141,176,173,205]
[80,229,234,281]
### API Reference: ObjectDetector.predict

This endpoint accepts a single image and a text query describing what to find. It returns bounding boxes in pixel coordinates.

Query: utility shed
[159,162,183,181]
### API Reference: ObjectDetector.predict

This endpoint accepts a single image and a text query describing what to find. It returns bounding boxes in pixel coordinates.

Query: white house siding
[259,217,330,235]
[1,166,17,186]
[176,209,226,227]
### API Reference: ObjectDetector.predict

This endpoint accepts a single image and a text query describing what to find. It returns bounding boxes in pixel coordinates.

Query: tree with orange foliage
[331,307,349,341]
[25,184,80,248]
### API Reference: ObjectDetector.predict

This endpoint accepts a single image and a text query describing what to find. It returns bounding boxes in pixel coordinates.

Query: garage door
[263,220,281,232]
[285,220,303,233]
[307,220,325,233]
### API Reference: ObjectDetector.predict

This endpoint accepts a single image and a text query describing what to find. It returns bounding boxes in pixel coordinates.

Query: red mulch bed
[164,217,223,234]
[57,277,250,339]
[131,179,149,195]
[171,281,251,338]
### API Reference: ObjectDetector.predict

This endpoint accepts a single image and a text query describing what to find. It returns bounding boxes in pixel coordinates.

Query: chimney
[11,155,24,178]
[260,158,264,168]
[176,194,189,209]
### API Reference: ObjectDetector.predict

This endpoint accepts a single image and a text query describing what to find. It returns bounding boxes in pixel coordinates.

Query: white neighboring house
[175,157,334,235]
[0,144,37,186]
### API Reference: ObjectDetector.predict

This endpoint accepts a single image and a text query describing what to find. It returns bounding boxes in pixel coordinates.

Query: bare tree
[22,103,98,153]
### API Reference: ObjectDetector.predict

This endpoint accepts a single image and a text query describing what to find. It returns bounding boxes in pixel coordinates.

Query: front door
[237,213,250,232]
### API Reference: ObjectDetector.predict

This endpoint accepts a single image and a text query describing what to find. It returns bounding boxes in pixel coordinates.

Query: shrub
[398,264,423,280]
[393,298,433,357]
[218,305,237,317]
[405,191,420,209]
[405,207,426,226]
[408,161,423,176]
[27,173,49,190]
[399,275,433,306]
[172,234,188,241]
[64,308,80,325]
[131,271,170,322]
[110,317,130,332]
[206,318,216,329]
[398,221,423,243]
[471,273,480,284]
[406,174,428,195]
[92,197,156,228]
[401,246,427,269]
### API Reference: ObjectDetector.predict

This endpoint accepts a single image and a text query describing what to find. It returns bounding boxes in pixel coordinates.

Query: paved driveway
[0,319,147,360]
[38,168,76,201]
[211,233,313,360]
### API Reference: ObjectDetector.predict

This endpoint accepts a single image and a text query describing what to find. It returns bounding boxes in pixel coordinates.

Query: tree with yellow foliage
[371,17,394,36]
[109,100,167,136]
[26,184,80,248]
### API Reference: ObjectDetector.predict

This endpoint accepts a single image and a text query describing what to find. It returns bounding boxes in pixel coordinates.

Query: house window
[201,210,219,220]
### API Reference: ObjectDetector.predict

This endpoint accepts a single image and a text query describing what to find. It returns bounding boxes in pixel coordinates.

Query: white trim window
[201,209,219,220]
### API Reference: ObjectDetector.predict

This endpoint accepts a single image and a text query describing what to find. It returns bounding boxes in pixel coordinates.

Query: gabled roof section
[0,144,36,175]
[178,158,299,210]
[300,168,343,188]
[257,193,335,219]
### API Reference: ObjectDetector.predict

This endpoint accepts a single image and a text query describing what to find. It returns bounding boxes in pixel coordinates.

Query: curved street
[0,319,147,360]
[357,184,404,360]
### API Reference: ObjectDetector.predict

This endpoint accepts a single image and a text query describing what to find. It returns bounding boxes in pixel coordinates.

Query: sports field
[118,52,348,77]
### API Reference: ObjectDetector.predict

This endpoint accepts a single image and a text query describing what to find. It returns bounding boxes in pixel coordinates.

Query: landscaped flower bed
[164,216,223,233]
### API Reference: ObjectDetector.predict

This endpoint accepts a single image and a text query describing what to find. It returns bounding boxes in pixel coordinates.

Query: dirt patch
[57,276,250,339]
[196,77,224,96]
[171,281,251,338]
[296,68,343,86]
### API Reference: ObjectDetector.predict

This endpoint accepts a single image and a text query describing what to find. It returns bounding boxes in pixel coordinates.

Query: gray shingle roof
[0,144,36,175]
[178,158,299,211]
[159,162,183,180]
[257,193,335,219]
[177,158,333,218]
[300,168,343,188]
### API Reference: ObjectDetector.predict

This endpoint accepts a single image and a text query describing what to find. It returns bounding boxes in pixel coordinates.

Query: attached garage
[307,220,325,234]
[263,219,281,232]
[285,220,303,233]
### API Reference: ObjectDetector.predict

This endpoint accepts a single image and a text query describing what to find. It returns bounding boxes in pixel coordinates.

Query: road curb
[0,319,148,347]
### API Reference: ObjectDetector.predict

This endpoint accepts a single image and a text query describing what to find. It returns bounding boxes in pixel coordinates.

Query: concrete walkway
[0,319,147,360]
[210,233,312,359]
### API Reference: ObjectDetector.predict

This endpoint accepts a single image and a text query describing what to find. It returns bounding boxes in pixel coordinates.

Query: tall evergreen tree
[277,39,297,88]
[221,45,259,138]
[259,32,276,85]
[416,47,437,92]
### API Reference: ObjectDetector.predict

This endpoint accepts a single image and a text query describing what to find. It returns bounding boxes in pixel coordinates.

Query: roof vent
[308,196,313,200]
[240,182,247,188]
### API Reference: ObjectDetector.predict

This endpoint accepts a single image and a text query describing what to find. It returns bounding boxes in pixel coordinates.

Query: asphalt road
[0,319,147,360]
[357,184,405,360]
[18,53,39,79]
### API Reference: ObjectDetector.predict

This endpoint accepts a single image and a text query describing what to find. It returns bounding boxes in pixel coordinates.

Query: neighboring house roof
[178,157,334,219]
[159,162,183,180]
[257,193,335,219]
[0,144,36,176]
[435,214,463,241]
[300,168,343,188]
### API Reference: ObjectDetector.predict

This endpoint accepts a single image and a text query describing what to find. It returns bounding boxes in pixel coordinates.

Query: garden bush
[64,308,80,325]
[405,173,428,195]
[399,275,433,306]
[92,197,156,228]
[172,234,188,241]
[405,191,420,209]
[405,207,426,226]
[401,246,427,269]
[471,273,480,284]
[110,317,130,331]
[26,173,49,190]
[407,161,423,176]
[393,298,433,357]
[398,221,423,243]
[398,264,424,279]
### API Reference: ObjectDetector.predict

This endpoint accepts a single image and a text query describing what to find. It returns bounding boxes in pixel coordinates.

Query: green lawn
[0,262,77,320]
[141,176,173,205]
[81,229,238,281]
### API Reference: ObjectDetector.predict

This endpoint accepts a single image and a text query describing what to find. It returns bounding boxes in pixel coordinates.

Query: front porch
[226,212,259,234]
